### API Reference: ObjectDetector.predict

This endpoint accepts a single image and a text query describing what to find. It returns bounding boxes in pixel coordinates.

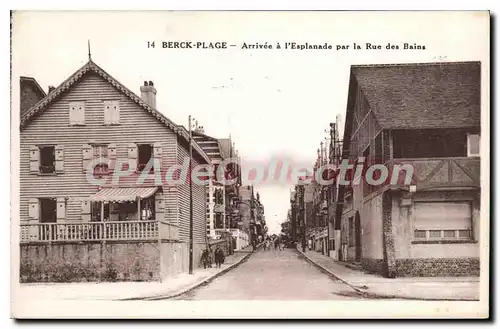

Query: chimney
[196,126,205,134]
[48,86,55,93]
[140,80,157,108]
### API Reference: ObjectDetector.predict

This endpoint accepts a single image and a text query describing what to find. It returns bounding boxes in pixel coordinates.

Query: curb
[122,247,258,301]
[295,249,367,296]
[295,249,479,301]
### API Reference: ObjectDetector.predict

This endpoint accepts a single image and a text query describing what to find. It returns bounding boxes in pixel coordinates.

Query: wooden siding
[20,72,179,223]
[177,141,207,244]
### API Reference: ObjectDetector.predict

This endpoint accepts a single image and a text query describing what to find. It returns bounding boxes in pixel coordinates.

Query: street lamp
[188,115,196,274]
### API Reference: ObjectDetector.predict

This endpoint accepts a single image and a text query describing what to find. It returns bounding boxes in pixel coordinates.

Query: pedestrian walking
[201,248,212,269]
[214,245,225,268]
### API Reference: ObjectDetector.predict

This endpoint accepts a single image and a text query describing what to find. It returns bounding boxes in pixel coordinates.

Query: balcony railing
[20,221,158,243]
[39,165,55,174]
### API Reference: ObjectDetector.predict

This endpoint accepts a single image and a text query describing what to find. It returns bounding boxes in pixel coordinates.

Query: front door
[355,212,362,261]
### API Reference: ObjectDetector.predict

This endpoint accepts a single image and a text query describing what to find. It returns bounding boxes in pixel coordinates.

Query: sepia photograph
[10,10,490,319]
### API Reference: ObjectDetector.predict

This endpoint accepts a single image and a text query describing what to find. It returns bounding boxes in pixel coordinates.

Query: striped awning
[89,187,158,202]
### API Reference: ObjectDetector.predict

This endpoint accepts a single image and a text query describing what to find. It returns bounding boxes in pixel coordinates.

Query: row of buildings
[287,61,481,278]
[18,57,266,282]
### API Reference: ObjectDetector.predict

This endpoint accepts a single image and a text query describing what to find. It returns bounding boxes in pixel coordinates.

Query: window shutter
[104,101,111,124]
[82,144,92,172]
[28,198,39,220]
[81,200,91,222]
[155,192,165,222]
[108,144,117,159]
[69,102,85,125]
[414,202,472,230]
[108,143,117,171]
[56,197,66,221]
[112,102,120,124]
[104,101,120,124]
[155,192,165,212]
[153,142,163,172]
[29,146,39,174]
[55,145,64,173]
[128,143,137,171]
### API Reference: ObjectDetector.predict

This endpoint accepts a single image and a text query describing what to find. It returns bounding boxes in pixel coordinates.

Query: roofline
[19,60,210,164]
[20,76,47,97]
[191,129,219,142]
[350,60,481,69]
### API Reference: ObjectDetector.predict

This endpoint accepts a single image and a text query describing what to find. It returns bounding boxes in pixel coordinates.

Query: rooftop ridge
[351,61,481,69]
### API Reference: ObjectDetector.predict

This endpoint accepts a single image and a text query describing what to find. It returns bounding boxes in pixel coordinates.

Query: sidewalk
[297,248,480,301]
[16,250,252,301]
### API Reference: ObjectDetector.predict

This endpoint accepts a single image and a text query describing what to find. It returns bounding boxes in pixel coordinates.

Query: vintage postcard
[10,11,490,319]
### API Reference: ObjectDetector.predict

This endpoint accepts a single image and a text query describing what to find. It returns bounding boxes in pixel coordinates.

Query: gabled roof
[20,60,210,163]
[351,61,481,129]
[192,130,224,162]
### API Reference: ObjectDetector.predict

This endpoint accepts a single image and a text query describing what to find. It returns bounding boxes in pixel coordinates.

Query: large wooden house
[19,59,209,282]
[335,62,482,277]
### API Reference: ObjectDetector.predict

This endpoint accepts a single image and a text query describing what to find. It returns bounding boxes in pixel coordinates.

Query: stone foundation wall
[395,258,480,277]
[159,241,206,277]
[361,258,385,274]
[361,258,479,277]
[20,242,160,283]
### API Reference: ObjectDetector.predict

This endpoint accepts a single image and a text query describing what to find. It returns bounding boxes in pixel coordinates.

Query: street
[173,248,368,300]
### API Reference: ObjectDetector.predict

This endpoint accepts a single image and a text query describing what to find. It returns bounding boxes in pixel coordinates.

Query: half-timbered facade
[19,59,210,282]
[335,62,481,277]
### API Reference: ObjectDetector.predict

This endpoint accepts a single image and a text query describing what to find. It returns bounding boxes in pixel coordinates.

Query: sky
[12,11,489,235]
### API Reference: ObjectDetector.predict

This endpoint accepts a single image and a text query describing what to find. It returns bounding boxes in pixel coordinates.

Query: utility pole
[291,189,297,247]
[301,185,306,252]
[250,185,255,251]
[188,115,194,274]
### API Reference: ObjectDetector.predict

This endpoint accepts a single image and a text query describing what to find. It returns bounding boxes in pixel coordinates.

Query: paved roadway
[174,248,368,300]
